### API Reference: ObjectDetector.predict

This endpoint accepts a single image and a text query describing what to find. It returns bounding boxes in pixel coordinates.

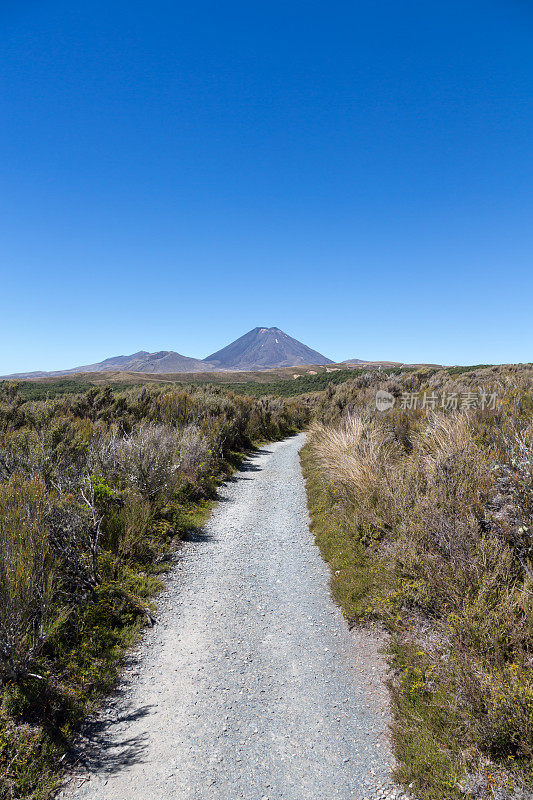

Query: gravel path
[61,433,406,800]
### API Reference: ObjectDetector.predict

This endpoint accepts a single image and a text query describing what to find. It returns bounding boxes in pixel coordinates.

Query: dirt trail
[62,433,400,800]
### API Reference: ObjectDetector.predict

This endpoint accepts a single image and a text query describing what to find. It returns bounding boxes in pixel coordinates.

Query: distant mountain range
[7,351,216,379]
[4,327,338,378]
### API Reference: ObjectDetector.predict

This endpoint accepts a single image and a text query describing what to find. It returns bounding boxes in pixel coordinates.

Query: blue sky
[1,0,532,372]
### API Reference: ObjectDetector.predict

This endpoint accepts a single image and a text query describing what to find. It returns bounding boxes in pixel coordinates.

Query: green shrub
[0,477,59,683]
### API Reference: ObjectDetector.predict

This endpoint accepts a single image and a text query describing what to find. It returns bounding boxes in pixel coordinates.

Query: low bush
[0,477,57,684]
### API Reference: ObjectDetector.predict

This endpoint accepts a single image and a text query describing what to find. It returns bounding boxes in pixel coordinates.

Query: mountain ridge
[3,327,338,378]
[3,350,216,379]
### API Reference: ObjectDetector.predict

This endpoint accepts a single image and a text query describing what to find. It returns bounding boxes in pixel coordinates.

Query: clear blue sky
[1,0,532,372]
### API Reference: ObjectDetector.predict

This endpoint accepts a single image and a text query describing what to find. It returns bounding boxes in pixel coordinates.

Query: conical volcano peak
[203,327,333,370]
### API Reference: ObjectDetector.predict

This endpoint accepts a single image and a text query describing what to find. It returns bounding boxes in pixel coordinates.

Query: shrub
[178,424,212,488]
[100,423,182,500]
[0,477,59,683]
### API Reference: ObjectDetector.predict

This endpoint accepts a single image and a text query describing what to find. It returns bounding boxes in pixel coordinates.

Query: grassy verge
[300,444,385,622]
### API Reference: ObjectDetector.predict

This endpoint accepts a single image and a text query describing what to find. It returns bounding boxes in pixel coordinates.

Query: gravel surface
[61,433,408,800]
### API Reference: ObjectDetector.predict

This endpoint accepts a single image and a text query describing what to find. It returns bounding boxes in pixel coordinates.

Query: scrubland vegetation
[302,364,533,799]
[12,367,389,402]
[0,382,308,798]
[1,362,532,800]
